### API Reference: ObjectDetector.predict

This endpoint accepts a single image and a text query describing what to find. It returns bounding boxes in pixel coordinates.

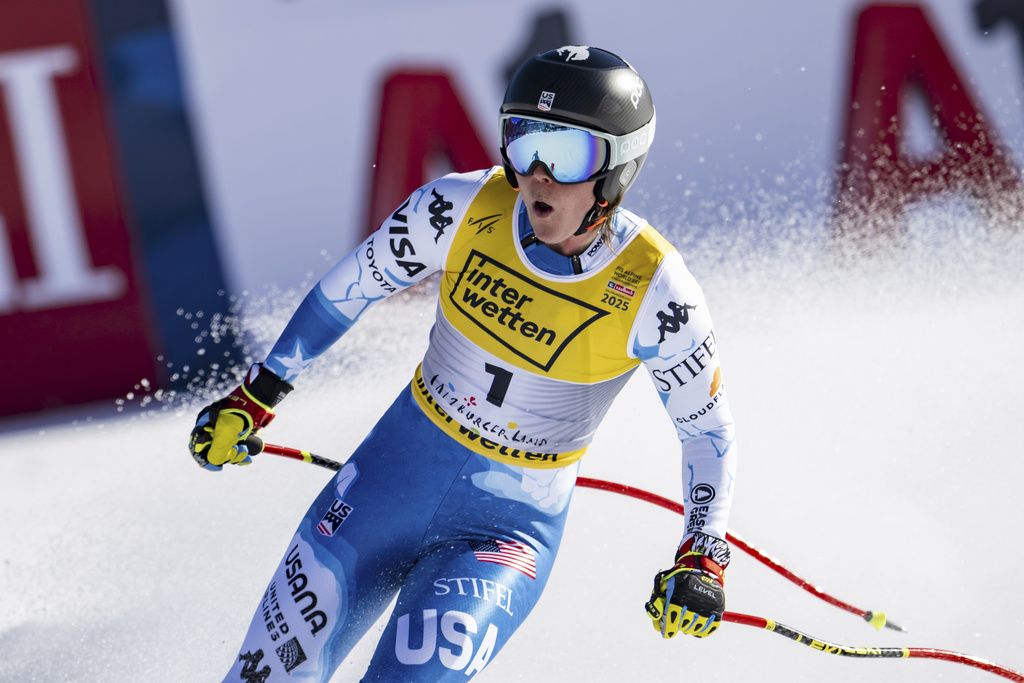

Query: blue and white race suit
[222,167,737,682]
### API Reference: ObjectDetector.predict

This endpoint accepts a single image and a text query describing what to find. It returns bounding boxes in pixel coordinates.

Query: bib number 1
[484,364,512,407]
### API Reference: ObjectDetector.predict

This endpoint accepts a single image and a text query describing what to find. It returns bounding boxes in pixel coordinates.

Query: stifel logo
[449,250,607,372]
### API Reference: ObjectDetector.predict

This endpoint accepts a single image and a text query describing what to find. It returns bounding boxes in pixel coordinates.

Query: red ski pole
[250,440,1024,682]
[249,438,892,626]
[723,612,1023,682]
[573,476,904,631]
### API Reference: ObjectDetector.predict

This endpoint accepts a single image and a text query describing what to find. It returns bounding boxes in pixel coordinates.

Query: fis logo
[317,499,353,537]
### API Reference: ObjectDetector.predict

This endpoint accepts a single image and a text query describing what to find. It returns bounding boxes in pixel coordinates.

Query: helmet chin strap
[574,198,609,236]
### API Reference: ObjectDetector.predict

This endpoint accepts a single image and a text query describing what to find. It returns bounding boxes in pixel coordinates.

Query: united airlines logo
[448,250,607,372]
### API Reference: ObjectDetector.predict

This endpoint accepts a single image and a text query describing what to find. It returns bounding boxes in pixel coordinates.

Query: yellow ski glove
[646,533,729,639]
[188,363,293,471]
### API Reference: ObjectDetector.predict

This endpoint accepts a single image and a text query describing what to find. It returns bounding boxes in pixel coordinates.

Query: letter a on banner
[364,71,494,237]
[833,4,1024,249]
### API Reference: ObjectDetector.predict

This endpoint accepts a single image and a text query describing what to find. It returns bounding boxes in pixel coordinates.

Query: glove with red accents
[645,532,730,639]
[188,363,293,471]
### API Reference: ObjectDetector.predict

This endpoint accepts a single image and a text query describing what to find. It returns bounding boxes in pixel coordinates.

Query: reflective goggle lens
[503,117,608,183]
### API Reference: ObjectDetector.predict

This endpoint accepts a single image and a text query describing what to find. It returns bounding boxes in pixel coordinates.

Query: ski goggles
[500,112,656,184]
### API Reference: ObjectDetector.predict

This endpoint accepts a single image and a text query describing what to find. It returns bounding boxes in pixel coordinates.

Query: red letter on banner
[834,4,1024,247]
[364,71,494,237]
[0,1,159,416]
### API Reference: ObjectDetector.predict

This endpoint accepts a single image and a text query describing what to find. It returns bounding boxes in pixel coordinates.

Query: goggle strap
[574,201,609,236]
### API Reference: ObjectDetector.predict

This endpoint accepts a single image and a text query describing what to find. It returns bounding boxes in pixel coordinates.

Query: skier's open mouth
[533,200,553,216]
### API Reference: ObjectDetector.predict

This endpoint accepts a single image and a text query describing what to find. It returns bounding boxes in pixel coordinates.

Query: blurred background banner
[0,0,233,418]
[0,1,162,416]
[1,0,1021,419]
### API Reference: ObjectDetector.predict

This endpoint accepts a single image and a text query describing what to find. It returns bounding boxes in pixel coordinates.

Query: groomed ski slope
[2,206,1022,682]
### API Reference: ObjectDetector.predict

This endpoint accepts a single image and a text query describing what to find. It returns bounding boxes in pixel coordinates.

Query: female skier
[189,45,737,682]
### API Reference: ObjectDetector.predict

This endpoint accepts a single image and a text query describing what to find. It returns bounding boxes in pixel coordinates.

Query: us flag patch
[317,499,353,537]
[469,539,536,579]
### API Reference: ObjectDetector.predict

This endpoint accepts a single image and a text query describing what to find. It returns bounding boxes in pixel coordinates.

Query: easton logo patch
[449,250,607,371]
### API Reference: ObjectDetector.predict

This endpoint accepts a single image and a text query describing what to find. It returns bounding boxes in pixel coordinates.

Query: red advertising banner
[365,71,494,237]
[0,0,159,415]
[834,4,1024,246]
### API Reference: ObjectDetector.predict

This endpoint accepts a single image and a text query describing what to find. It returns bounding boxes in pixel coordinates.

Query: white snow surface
[2,208,1024,682]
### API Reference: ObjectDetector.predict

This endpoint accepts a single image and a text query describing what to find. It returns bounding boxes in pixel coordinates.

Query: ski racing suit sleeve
[631,249,737,553]
[262,169,493,383]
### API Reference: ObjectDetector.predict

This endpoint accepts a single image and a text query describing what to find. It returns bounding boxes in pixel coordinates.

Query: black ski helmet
[500,46,656,205]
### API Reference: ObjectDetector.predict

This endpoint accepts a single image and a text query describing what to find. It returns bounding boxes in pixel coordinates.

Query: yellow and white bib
[415,170,675,467]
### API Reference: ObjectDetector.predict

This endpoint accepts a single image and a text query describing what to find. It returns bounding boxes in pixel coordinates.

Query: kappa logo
[428,189,454,243]
[656,301,697,343]
[238,649,271,683]
[448,250,607,372]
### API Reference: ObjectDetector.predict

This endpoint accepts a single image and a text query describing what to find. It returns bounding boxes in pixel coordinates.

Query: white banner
[168,0,1024,294]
